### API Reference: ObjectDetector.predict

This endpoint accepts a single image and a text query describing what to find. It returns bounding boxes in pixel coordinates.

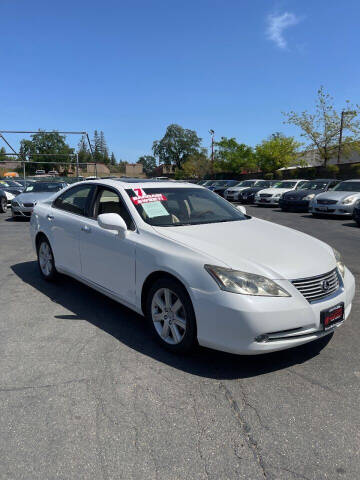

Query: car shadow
[342,222,360,228]
[11,261,333,381]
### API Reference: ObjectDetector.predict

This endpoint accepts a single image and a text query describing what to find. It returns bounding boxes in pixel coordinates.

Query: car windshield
[274,181,297,189]
[300,181,329,190]
[212,180,229,186]
[202,180,215,186]
[235,180,255,187]
[1,180,20,187]
[333,181,360,192]
[253,181,269,188]
[25,183,63,193]
[0,181,10,187]
[126,187,247,227]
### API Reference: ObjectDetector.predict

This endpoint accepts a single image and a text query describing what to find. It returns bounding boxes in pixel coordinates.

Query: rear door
[79,186,137,305]
[51,184,95,275]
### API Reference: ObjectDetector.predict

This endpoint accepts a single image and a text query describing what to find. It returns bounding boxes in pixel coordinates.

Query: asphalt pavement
[0,207,359,480]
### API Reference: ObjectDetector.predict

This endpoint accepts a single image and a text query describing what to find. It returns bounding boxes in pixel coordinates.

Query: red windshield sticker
[131,193,167,205]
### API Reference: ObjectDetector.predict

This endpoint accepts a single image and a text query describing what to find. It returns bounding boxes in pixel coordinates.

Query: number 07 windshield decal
[131,188,167,205]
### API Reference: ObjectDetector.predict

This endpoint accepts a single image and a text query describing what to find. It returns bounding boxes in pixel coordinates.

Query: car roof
[341,179,360,182]
[83,178,204,189]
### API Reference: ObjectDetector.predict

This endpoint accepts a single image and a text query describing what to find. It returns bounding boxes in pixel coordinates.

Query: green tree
[214,137,255,174]
[110,152,116,166]
[137,155,157,175]
[152,124,202,169]
[19,131,74,173]
[255,133,302,174]
[0,146,7,162]
[178,151,211,179]
[283,86,360,167]
[77,135,92,164]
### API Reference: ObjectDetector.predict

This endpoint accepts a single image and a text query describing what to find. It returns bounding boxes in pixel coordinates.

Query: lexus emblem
[322,280,330,291]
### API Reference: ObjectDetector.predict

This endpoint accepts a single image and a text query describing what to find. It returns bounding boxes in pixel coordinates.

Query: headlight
[333,248,345,278]
[304,193,315,201]
[204,265,291,297]
[342,195,358,205]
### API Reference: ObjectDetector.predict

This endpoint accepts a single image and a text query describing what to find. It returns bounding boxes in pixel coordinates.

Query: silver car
[11,182,67,219]
[309,179,360,216]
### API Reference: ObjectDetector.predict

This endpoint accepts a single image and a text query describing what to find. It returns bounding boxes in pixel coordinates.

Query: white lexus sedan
[30,179,355,355]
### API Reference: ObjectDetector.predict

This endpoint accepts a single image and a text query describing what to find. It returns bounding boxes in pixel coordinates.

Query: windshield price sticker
[131,188,167,205]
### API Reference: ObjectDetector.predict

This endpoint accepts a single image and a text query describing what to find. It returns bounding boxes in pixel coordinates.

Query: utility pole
[337,110,356,164]
[209,129,215,176]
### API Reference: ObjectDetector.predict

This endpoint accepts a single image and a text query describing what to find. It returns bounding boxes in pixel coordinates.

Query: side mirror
[236,205,246,214]
[98,213,127,236]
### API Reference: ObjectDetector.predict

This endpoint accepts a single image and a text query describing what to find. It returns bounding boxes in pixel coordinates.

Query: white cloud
[266,12,301,49]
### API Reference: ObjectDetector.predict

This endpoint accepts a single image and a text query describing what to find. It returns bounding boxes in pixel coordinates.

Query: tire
[37,237,58,281]
[0,197,7,213]
[145,277,197,353]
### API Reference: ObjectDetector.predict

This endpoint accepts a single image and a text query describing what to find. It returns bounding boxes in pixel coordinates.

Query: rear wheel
[0,197,7,213]
[37,237,58,281]
[146,278,197,353]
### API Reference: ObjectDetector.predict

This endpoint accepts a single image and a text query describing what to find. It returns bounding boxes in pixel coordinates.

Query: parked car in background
[309,179,360,217]
[209,180,239,197]
[0,189,8,213]
[255,180,307,206]
[0,179,24,195]
[35,170,46,175]
[353,199,360,226]
[279,179,340,212]
[30,179,355,355]
[236,180,277,204]
[11,181,67,219]
[224,179,264,201]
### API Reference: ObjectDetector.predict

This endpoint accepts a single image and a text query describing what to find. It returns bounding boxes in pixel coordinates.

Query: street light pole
[209,129,215,176]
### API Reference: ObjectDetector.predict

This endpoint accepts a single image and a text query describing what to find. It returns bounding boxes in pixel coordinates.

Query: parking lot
[1,206,359,480]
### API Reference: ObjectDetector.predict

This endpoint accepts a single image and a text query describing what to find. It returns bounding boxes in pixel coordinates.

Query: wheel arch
[35,231,50,251]
[140,270,192,316]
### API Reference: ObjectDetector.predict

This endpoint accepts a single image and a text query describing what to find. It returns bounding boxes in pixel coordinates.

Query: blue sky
[1,0,359,162]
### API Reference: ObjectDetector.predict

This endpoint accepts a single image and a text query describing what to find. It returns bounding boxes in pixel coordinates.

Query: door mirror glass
[236,205,246,214]
[98,213,127,235]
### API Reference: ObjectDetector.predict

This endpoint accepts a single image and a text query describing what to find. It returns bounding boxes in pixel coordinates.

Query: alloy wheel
[151,288,187,344]
[39,242,53,277]
[1,198,7,212]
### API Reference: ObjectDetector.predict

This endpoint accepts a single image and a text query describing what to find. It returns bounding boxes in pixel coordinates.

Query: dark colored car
[0,179,24,196]
[208,180,239,197]
[237,180,277,204]
[279,179,339,212]
[353,199,360,226]
[0,189,8,213]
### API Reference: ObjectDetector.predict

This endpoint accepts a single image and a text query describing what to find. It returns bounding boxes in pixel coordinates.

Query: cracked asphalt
[0,206,359,480]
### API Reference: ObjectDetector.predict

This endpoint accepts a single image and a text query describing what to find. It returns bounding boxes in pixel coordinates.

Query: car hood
[256,187,294,195]
[15,192,57,203]
[315,191,360,202]
[225,186,252,192]
[154,218,335,280]
[283,189,325,199]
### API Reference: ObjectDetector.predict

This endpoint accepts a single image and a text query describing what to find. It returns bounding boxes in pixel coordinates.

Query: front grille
[227,190,236,195]
[23,203,34,207]
[317,199,337,205]
[260,193,272,198]
[292,269,340,302]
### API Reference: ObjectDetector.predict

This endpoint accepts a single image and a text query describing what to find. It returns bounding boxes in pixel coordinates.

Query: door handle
[47,214,54,221]
[81,225,91,233]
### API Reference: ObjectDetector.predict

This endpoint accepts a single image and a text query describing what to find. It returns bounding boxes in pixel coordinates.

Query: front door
[79,187,136,306]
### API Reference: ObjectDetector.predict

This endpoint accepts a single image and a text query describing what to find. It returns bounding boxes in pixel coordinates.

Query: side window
[328,181,338,190]
[95,188,135,230]
[53,185,93,216]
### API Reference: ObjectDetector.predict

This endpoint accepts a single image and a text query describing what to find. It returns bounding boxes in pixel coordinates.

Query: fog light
[255,334,269,343]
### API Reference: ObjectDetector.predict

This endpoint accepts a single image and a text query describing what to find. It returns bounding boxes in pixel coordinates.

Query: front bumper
[190,267,355,355]
[279,199,310,211]
[255,197,281,206]
[353,208,360,223]
[309,202,356,216]
[11,206,34,218]
[224,192,239,202]
[238,194,255,204]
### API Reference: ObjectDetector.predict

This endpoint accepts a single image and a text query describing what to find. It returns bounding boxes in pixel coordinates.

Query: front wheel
[146,278,197,353]
[0,197,7,213]
[37,238,58,281]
